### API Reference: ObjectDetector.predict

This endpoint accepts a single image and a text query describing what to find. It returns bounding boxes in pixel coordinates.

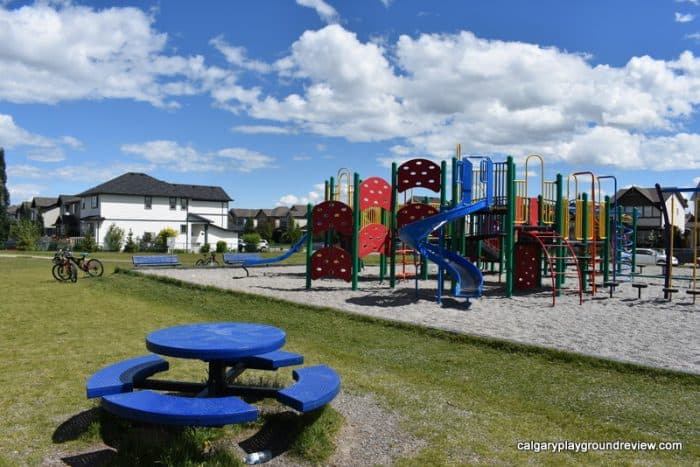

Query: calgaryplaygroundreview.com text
[516,440,683,454]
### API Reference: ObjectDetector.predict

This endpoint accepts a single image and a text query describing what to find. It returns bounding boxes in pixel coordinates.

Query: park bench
[132,255,181,268]
[86,354,169,398]
[101,390,258,426]
[222,253,261,276]
[276,365,341,412]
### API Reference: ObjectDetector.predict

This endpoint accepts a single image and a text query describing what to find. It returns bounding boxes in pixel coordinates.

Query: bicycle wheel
[86,259,104,277]
[54,263,72,281]
[210,259,220,267]
[52,264,64,281]
[195,259,204,267]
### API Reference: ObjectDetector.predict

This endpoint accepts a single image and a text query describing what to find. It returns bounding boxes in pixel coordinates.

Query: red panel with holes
[358,176,391,211]
[358,224,390,258]
[396,158,441,193]
[396,203,439,230]
[514,243,541,290]
[312,201,353,236]
[310,246,352,281]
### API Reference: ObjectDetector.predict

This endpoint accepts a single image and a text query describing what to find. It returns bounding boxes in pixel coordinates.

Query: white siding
[79,194,236,251]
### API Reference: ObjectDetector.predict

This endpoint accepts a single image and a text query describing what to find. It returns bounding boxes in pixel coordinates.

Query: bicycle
[195,251,219,267]
[65,249,104,277]
[52,250,77,283]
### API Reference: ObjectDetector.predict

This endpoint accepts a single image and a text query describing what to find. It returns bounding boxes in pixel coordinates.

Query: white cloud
[675,12,695,22]
[676,0,700,5]
[210,36,271,73]
[7,182,45,204]
[120,140,278,173]
[0,2,228,107]
[379,0,393,7]
[0,114,53,148]
[276,183,324,207]
[216,148,277,172]
[210,25,700,171]
[292,155,312,160]
[232,125,294,135]
[295,0,339,24]
[27,147,65,162]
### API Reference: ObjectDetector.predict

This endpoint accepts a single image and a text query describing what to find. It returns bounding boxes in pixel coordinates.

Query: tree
[282,218,302,244]
[255,220,273,241]
[104,223,125,251]
[123,229,138,253]
[244,218,255,234]
[156,227,178,252]
[10,218,40,250]
[0,147,9,243]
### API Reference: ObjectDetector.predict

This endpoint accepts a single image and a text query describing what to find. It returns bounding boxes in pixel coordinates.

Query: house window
[180,224,187,234]
[91,195,99,209]
[170,197,177,210]
[81,199,85,209]
[145,196,152,209]
[181,198,188,210]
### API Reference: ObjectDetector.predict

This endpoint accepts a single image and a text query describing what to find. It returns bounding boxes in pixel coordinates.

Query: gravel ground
[142,264,700,375]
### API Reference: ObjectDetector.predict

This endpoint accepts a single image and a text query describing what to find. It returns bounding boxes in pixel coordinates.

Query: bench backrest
[132,255,180,267]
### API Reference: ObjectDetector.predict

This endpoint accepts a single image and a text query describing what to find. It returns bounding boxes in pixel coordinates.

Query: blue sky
[2,0,700,209]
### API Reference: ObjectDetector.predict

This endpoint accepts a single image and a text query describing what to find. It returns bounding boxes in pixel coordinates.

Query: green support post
[450,157,459,292]
[352,173,360,290]
[380,208,387,282]
[505,156,515,297]
[554,174,564,292]
[305,203,313,289]
[390,162,398,288]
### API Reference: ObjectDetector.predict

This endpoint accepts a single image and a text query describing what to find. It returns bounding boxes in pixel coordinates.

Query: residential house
[258,206,291,230]
[13,201,32,221]
[54,195,82,237]
[614,186,687,247]
[230,208,259,232]
[77,172,236,251]
[287,204,309,230]
[31,197,60,236]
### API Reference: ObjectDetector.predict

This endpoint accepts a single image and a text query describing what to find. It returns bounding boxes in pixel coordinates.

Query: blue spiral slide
[399,200,489,298]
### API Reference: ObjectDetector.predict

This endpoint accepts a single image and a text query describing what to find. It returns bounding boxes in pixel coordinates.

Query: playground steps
[517,228,583,306]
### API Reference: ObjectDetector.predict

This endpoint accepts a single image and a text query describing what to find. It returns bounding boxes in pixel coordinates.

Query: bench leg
[242,266,249,277]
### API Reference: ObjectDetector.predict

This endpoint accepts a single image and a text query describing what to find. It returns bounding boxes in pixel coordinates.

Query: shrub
[242,233,261,252]
[155,227,178,252]
[104,223,125,251]
[10,218,40,250]
[123,230,138,253]
[138,232,154,252]
[216,240,227,253]
[200,243,210,253]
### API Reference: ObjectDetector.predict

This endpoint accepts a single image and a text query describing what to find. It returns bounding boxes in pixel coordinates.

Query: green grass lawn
[0,255,698,465]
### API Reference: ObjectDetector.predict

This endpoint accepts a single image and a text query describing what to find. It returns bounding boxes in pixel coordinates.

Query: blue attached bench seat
[276,365,341,412]
[223,253,261,276]
[132,255,181,267]
[237,350,304,370]
[101,390,258,426]
[86,354,169,398]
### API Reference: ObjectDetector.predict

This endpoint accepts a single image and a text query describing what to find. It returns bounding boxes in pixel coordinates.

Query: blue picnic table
[86,322,341,426]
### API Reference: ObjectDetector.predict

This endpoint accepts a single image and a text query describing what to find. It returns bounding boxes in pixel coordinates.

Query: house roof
[77,172,232,201]
[31,196,58,208]
[187,213,213,224]
[7,205,18,215]
[57,194,80,204]
[289,204,308,217]
[260,206,290,217]
[230,208,258,218]
[614,186,688,208]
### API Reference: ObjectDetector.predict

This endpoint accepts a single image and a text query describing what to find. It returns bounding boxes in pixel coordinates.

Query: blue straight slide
[399,200,488,298]
[241,233,309,267]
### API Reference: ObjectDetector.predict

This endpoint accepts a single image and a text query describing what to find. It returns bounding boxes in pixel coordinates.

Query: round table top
[146,322,286,360]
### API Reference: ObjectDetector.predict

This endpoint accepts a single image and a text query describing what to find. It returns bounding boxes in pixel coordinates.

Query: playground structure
[294,150,698,306]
